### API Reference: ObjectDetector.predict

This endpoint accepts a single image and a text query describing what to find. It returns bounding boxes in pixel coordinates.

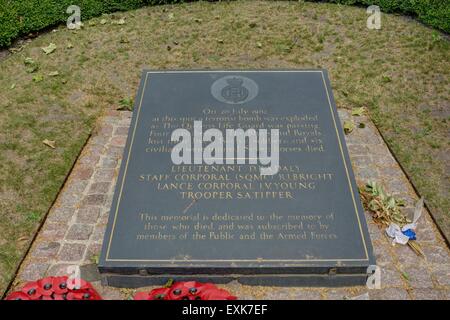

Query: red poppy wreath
[134,281,237,300]
[5,276,102,300]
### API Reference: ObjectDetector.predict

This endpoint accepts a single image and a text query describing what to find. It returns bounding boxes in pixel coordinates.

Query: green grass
[0,0,449,295]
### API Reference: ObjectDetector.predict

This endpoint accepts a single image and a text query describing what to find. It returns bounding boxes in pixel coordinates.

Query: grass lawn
[0,0,448,295]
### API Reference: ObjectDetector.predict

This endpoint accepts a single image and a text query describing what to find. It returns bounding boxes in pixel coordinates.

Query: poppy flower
[147,287,170,300]
[167,282,191,300]
[5,276,102,300]
[52,276,69,295]
[67,288,101,301]
[37,277,54,296]
[21,281,41,299]
[83,289,102,300]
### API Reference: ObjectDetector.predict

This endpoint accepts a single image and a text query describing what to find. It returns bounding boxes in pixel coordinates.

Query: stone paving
[10,109,450,300]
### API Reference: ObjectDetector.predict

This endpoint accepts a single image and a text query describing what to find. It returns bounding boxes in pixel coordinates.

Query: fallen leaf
[194,18,203,23]
[217,39,224,44]
[48,71,59,77]
[168,13,174,20]
[42,139,56,149]
[351,107,365,116]
[24,57,35,65]
[112,18,126,25]
[24,57,39,73]
[42,43,57,55]
[343,120,355,134]
[256,42,263,48]
[164,278,174,288]
[88,20,96,26]
[10,83,16,89]
[66,42,74,49]
[359,181,410,226]
[100,18,107,25]
[32,74,44,82]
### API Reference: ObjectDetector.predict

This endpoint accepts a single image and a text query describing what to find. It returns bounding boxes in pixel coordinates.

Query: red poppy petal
[5,291,31,300]
[52,276,69,294]
[166,282,190,300]
[150,287,170,294]
[170,282,185,289]
[86,288,102,300]
[53,294,66,300]
[37,277,55,296]
[167,290,189,300]
[66,291,84,300]
[200,288,237,300]
[22,281,41,299]
[188,282,216,296]
[65,292,75,300]
[149,287,170,297]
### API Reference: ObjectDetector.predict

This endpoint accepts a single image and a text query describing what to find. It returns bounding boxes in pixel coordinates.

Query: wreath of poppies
[5,277,236,301]
[134,281,237,300]
[5,276,102,300]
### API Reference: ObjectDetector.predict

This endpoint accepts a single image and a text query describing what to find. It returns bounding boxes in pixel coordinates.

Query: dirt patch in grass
[0,1,449,295]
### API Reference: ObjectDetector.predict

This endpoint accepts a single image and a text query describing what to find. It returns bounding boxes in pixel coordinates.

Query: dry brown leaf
[43,139,56,149]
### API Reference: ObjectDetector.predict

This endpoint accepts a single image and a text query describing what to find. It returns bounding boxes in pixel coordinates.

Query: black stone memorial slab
[99,70,375,287]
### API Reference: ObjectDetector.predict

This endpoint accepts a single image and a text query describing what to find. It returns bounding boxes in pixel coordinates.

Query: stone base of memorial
[98,70,375,287]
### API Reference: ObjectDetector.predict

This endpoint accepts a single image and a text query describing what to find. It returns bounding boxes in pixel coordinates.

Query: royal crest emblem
[221,77,249,103]
[211,75,258,104]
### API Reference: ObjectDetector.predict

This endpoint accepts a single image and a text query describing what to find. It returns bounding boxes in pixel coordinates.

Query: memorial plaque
[99,70,375,287]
